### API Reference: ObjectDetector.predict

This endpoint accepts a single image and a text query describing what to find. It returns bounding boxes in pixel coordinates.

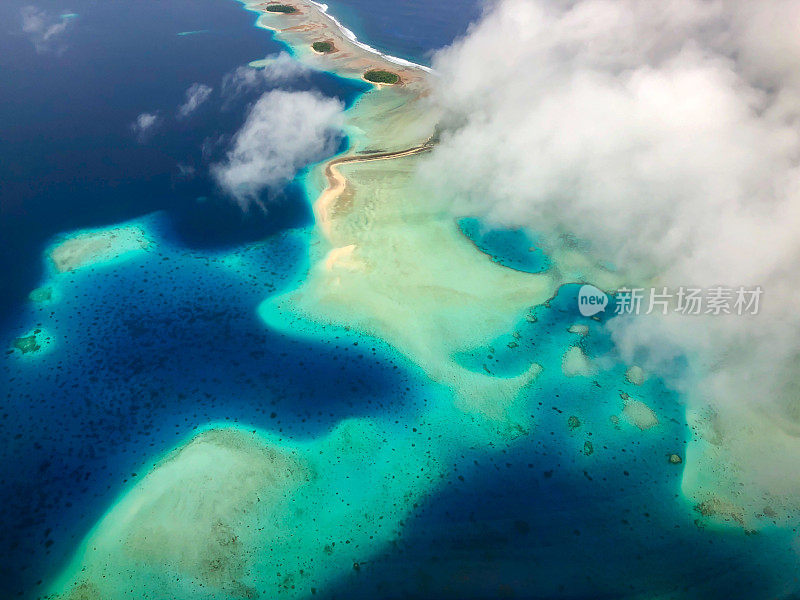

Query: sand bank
[50,225,150,273]
[265,144,556,428]
[621,396,659,430]
[568,323,589,336]
[680,406,800,528]
[48,418,446,600]
[561,345,596,377]
[315,142,433,237]
[625,365,646,385]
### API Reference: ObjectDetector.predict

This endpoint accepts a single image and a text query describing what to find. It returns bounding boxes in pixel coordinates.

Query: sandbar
[561,345,596,377]
[50,225,150,272]
[621,395,659,430]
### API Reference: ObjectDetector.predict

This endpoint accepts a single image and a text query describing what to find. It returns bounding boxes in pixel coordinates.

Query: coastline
[242,0,430,89]
[314,142,433,238]
[305,0,434,73]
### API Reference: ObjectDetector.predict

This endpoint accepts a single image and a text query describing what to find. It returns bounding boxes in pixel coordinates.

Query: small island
[363,69,400,85]
[312,40,335,53]
[253,0,428,89]
[264,3,297,13]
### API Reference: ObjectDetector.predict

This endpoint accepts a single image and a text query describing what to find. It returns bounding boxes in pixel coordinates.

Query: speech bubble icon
[577,284,608,317]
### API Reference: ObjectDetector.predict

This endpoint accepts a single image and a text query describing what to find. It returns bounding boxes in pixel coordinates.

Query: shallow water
[458,217,550,275]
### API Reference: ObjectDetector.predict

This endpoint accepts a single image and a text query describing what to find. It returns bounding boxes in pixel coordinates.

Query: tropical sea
[1,1,799,599]
[0,1,477,596]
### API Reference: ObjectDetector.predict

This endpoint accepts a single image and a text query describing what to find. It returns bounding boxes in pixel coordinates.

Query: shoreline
[247,0,430,89]
[315,143,433,239]
[305,0,433,73]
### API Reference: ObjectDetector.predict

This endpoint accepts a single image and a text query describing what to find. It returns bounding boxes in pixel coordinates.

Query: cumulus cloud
[211,89,344,210]
[131,112,160,142]
[177,83,213,119]
[421,0,800,516]
[20,6,74,54]
[221,53,311,99]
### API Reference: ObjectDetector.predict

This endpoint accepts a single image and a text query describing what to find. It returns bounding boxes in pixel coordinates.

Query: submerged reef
[48,419,445,599]
[49,225,150,273]
[625,365,646,385]
[621,395,659,431]
[28,286,53,303]
[561,345,595,377]
[13,334,39,354]
[45,3,560,594]
[10,328,52,355]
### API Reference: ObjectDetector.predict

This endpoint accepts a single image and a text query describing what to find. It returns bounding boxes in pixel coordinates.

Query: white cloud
[211,89,344,210]
[20,6,74,54]
[420,0,800,516]
[221,53,311,99]
[177,83,213,119]
[131,112,160,142]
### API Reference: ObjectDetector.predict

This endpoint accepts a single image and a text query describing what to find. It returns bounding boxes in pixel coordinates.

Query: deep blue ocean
[1,1,798,599]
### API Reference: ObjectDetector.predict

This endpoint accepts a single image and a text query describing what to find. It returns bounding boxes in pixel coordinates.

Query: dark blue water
[0,0,368,324]
[319,0,482,66]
